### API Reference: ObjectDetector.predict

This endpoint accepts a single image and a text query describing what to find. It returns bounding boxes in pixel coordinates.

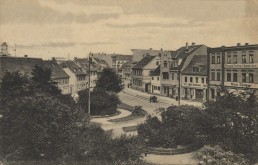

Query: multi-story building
[208,43,258,100]
[60,61,87,95]
[43,58,70,94]
[131,55,160,92]
[0,56,70,94]
[74,57,99,88]
[120,61,133,85]
[111,54,132,74]
[181,55,207,101]
[160,43,207,98]
[150,65,161,94]
[131,48,161,63]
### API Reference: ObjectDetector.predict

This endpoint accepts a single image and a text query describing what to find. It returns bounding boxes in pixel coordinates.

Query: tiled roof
[170,45,203,59]
[112,55,132,60]
[43,60,69,79]
[150,65,160,76]
[120,60,132,69]
[0,56,44,80]
[60,61,87,75]
[182,55,207,76]
[132,55,156,69]
[93,57,108,65]
[74,58,99,72]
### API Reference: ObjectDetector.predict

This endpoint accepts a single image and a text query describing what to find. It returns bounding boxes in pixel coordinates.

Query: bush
[138,106,208,149]
[195,145,249,165]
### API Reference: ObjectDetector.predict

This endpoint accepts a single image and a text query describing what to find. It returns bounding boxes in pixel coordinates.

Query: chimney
[237,43,241,46]
[186,42,189,49]
[192,42,195,46]
[245,43,249,46]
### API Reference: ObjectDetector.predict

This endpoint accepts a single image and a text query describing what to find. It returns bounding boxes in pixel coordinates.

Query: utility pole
[178,70,181,106]
[88,52,92,116]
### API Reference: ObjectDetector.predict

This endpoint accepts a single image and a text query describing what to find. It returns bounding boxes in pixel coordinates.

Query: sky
[0,0,258,60]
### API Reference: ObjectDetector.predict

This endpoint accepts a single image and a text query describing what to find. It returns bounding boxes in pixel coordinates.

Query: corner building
[208,43,258,100]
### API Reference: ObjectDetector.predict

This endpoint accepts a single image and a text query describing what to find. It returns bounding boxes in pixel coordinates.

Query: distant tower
[0,42,9,56]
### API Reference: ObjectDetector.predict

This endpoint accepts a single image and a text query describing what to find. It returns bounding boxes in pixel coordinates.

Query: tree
[0,93,78,160]
[78,88,120,115]
[204,91,258,155]
[96,68,123,93]
[31,65,61,96]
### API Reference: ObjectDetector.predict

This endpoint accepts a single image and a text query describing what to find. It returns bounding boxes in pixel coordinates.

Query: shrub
[195,145,249,165]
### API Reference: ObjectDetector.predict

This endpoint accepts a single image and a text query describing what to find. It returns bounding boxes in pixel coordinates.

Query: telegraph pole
[88,52,92,116]
[178,70,181,106]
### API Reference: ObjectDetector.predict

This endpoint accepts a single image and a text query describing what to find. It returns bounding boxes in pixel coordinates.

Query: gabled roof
[43,60,69,79]
[120,60,132,69]
[0,56,44,80]
[93,57,108,66]
[170,45,203,59]
[181,55,207,76]
[60,61,87,75]
[150,65,160,76]
[74,58,99,72]
[112,55,132,60]
[132,55,156,69]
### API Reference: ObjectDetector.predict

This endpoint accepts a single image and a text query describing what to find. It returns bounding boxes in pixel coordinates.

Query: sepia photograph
[0,0,258,164]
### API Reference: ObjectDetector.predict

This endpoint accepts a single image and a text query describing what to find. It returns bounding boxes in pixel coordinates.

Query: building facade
[181,55,207,101]
[60,61,87,95]
[111,54,132,74]
[131,55,160,92]
[150,65,161,94]
[43,58,70,94]
[208,43,258,100]
[160,43,207,99]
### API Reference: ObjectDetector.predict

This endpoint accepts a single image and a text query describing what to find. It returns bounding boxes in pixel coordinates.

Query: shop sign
[225,82,258,88]
[183,82,206,88]
[225,63,258,69]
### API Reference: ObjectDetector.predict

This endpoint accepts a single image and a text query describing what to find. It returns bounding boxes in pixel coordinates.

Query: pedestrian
[150,96,152,103]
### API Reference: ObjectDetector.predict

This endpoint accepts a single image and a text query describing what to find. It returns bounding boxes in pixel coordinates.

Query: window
[242,55,246,63]
[157,77,159,81]
[193,67,199,72]
[156,61,159,65]
[227,55,231,63]
[249,54,254,63]
[217,56,221,64]
[164,61,168,68]
[162,72,169,79]
[211,72,215,81]
[190,77,193,83]
[242,73,247,82]
[211,56,215,64]
[201,78,204,83]
[249,73,254,83]
[217,72,221,81]
[152,77,154,80]
[196,77,199,83]
[171,73,174,80]
[233,73,237,82]
[234,55,237,64]
[227,72,231,81]
[185,77,187,82]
